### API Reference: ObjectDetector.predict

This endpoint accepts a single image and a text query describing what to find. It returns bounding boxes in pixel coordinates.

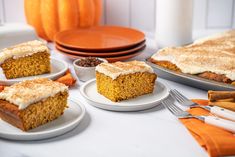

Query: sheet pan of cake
[146,60,235,91]
[146,30,235,91]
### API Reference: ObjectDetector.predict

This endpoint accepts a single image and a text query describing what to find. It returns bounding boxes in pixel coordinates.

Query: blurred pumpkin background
[24,0,102,41]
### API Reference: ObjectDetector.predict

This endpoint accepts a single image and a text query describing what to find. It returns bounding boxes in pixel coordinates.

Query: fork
[162,99,235,133]
[170,89,235,121]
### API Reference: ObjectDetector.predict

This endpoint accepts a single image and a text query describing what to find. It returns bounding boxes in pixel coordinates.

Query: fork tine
[163,99,190,118]
[170,91,185,104]
[162,100,184,114]
[163,99,183,115]
[172,89,189,103]
[166,102,179,114]
[170,90,185,103]
[172,89,185,102]
[168,101,184,113]
[165,98,178,113]
[162,99,170,109]
[173,89,189,101]
[162,100,176,115]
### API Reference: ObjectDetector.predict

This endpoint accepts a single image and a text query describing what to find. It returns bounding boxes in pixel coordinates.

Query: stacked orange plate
[54,26,146,62]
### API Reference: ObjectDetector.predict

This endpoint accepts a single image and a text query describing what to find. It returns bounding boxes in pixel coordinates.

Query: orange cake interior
[0,78,68,131]
[0,40,51,79]
[96,61,157,102]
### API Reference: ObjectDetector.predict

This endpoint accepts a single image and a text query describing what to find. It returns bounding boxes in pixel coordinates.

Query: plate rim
[55,40,146,53]
[146,59,235,90]
[0,98,86,140]
[56,47,145,62]
[55,42,146,57]
[54,26,145,51]
[0,58,68,85]
[80,78,169,111]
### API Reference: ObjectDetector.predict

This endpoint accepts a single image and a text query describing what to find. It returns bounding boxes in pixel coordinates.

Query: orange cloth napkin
[180,99,235,157]
[55,69,76,86]
[0,69,76,92]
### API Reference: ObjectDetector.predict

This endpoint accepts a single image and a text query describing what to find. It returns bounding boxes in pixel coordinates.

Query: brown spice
[76,57,104,67]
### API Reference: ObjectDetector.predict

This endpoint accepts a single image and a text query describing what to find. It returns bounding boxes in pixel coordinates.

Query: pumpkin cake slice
[95,61,157,102]
[0,78,68,131]
[0,40,50,79]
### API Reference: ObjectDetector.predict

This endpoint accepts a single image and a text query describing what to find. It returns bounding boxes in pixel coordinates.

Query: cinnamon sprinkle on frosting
[151,30,235,80]
[0,40,49,64]
[0,78,68,110]
[95,60,154,79]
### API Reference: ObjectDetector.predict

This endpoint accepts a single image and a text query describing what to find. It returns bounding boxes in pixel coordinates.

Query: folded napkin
[55,69,76,86]
[180,99,235,157]
[0,69,76,92]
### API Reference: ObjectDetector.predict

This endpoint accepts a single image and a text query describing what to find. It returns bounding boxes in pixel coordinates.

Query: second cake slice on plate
[95,61,157,102]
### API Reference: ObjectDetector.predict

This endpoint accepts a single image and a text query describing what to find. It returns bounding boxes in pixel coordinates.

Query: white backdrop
[0,0,235,36]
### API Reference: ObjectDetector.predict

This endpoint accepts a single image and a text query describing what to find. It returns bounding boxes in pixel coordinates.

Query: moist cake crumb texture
[0,40,50,79]
[96,61,157,102]
[0,78,69,131]
[1,52,50,79]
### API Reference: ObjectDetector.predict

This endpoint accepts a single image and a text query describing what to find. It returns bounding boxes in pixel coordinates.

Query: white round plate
[0,99,86,141]
[0,58,68,85]
[80,79,169,111]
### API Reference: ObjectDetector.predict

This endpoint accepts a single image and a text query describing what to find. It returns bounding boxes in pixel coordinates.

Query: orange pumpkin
[24,0,102,41]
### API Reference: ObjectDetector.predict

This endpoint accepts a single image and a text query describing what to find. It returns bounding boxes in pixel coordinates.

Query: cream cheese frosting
[0,78,68,110]
[194,29,235,44]
[95,60,154,79]
[0,40,49,64]
[151,29,235,80]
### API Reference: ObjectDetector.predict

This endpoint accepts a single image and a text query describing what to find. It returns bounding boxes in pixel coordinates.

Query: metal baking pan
[146,59,235,91]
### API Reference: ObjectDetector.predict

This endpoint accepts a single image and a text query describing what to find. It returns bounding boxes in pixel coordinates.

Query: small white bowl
[73,58,108,82]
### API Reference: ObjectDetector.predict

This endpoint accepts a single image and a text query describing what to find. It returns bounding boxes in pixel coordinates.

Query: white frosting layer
[194,30,234,44]
[0,78,68,110]
[0,40,49,64]
[151,30,235,80]
[95,60,154,79]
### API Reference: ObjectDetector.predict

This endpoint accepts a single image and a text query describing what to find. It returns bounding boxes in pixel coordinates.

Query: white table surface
[1,32,229,157]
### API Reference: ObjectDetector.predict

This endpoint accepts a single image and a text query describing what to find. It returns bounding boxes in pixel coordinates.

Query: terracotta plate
[56,47,145,62]
[56,40,146,53]
[55,40,146,53]
[55,26,145,51]
[55,42,146,57]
